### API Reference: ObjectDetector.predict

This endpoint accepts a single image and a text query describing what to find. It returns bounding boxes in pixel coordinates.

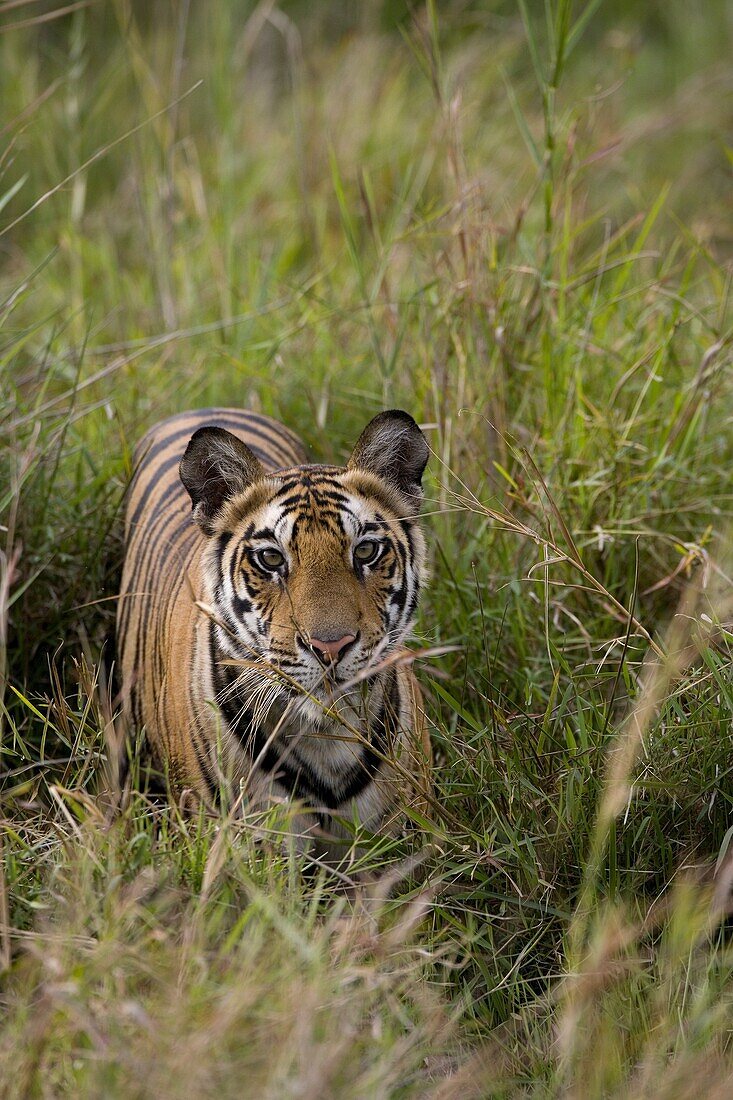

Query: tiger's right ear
[180,426,265,533]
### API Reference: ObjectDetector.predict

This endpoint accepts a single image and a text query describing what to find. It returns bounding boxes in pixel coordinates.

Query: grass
[1,0,733,1095]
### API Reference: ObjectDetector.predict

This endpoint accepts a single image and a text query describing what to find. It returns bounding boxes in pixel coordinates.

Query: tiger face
[180,411,428,714]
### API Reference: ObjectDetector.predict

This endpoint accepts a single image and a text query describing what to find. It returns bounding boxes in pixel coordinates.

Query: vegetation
[1,1,732,1095]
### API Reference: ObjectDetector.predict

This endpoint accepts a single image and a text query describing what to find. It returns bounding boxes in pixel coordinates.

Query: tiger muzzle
[298,631,359,667]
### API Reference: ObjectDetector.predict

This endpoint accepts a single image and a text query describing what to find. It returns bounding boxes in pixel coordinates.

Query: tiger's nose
[306,633,357,665]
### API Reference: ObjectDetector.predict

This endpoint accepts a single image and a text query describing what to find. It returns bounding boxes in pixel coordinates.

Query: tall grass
[1,1,733,1095]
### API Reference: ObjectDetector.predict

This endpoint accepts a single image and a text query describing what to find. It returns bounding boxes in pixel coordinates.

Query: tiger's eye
[354,539,380,565]
[256,547,285,570]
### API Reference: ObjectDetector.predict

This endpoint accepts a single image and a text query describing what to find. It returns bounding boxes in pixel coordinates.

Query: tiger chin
[117,407,432,861]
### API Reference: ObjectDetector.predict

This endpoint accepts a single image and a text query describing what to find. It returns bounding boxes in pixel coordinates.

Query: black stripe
[390,583,407,615]
[128,410,307,535]
[208,624,399,812]
[139,413,299,466]
[311,490,350,506]
[127,475,185,539]
[215,531,233,567]
[334,674,396,804]
[272,493,307,511]
[208,628,329,806]
[213,532,234,605]
[190,711,220,804]
[186,626,225,803]
[129,415,287,501]
[128,444,264,534]
[232,594,253,617]
[124,509,176,681]
[127,509,198,708]
[400,520,416,555]
[235,411,308,460]
[137,410,306,466]
[183,409,307,461]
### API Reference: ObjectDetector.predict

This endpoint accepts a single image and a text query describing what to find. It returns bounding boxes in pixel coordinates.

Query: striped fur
[117,408,431,854]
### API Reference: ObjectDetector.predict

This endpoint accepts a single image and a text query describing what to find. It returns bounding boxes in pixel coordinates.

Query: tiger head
[179,411,429,709]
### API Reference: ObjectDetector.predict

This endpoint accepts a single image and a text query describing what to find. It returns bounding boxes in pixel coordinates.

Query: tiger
[116,407,432,857]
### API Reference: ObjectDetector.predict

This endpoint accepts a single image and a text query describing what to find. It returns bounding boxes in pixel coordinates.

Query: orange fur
[117,408,431,853]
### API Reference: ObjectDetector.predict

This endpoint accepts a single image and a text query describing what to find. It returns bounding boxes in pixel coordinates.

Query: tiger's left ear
[347,410,429,506]
[180,426,265,533]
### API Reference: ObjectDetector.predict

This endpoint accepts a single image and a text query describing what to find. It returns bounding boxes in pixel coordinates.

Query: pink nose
[307,634,357,664]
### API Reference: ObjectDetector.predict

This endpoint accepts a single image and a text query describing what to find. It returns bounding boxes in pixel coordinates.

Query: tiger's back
[117,407,431,850]
[118,408,308,786]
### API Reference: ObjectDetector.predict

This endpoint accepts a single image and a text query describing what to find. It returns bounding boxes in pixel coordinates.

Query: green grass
[2,1,733,1095]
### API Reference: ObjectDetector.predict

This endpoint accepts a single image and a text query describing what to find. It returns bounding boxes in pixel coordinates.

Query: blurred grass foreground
[1,1,733,1096]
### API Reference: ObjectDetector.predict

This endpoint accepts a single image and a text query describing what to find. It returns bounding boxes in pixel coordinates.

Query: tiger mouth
[263,645,385,699]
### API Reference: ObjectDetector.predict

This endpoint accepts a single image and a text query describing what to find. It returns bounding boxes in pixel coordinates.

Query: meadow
[1,1,733,1095]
